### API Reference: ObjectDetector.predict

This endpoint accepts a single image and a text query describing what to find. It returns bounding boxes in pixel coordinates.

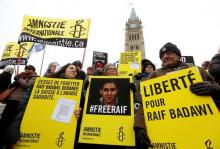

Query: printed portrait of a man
[86,78,131,115]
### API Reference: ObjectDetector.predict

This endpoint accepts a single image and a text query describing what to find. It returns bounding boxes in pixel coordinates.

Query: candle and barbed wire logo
[69,20,86,38]
[117,127,126,142]
[56,131,65,147]
[205,139,213,149]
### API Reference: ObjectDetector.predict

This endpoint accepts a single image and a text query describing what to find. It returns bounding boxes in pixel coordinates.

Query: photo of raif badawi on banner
[86,78,131,115]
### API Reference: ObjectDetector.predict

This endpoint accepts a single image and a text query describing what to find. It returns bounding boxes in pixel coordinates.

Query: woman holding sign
[51,63,84,149]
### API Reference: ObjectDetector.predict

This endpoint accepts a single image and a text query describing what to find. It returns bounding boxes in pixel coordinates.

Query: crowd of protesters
[0,42,220,149]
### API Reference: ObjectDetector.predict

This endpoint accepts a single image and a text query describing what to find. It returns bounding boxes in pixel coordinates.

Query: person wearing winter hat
[134,59,155,81]
[180,43,220,122]
[142,61,155,74]
[133,59,155,120]
[133,59,156,116]
[72,60,86,81]
[73,60,82,69]
[134,42,217,149]
[159,42,182,68]
[24,65,36,72]
[209,53,220,84]
[206,50,220,110]
[190,48,220,110]
[159,42,181,59]
[0,66,14,92]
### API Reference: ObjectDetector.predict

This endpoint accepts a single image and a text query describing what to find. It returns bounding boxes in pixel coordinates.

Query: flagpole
[39,46,46,76]
[81,47,87,69]
[13,65,17,75]
[16,45,22,75]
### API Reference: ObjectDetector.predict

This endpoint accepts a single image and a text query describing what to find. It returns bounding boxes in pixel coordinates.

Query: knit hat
[4,66,14,75]
[73,60,82,69]
[159,42,181,59]
[25,65,36,72]
[141,59,151,67]
[210,54,220,65]
[142,61,156,73]
[208,54,220,79]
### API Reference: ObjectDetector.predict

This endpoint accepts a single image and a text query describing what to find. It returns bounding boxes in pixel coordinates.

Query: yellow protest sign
[14,77,83,149]
[140,67,220,148]
[1,42,18,60]
[79,76,135,146]
[18,15,91,48]
[118,51,141,76]
[1,42,32,60]
[0,42,33,68]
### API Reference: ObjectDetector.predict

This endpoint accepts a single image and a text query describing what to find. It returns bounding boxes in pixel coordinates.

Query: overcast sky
[0,0,220,75]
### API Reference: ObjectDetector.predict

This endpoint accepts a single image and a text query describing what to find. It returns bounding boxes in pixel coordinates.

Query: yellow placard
[1,42,33,60]
[118,51,141,76]
[1,42,18,59]
[0,42,34,68]
[14,77,83,149]
[79,76,135,146]
[18,15,91,48]
[140,67,220,148]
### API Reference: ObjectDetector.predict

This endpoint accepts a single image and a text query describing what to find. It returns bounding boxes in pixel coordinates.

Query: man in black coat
[190,48,220,110]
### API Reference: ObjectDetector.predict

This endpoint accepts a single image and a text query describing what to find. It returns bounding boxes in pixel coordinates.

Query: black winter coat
[0,72,12,92]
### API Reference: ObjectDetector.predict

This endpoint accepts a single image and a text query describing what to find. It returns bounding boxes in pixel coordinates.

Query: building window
[136,46,139,49]
[130,46,133,50]
[129,34,131,40]
[137,34,139,40]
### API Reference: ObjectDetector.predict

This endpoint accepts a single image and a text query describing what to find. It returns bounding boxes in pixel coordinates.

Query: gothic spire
[129,8,138,21]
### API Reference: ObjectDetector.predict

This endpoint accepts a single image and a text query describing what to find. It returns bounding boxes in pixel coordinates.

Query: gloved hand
[190,81,220,96]
[14,75,20,81]
[135,128,153,149]
[128,73,133,76]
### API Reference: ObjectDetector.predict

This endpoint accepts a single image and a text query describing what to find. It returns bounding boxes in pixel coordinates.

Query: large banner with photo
[79,76,135,146]
[118,51,141,76]
[14,77,83,149]
[18,15,90,48]
[140,67,220,148]
[0,42,33,68]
